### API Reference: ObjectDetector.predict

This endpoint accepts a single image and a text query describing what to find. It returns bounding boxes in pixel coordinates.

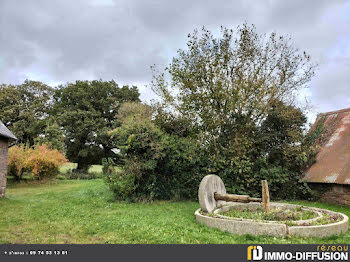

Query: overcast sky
[0,0,349,122]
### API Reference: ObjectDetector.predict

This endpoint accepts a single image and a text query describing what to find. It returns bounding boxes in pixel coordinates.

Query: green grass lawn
[59,163,104,173]
[59,163,122,174]
[0,179,349,244]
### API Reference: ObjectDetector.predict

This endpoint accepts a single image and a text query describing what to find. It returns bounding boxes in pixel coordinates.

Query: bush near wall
[8,144,67,180]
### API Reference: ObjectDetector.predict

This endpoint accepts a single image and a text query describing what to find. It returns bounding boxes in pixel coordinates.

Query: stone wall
[0,138,9,198]
[309,183,350,206]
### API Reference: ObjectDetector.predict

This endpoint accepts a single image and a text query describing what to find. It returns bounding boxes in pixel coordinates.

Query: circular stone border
[213,203,323,226]
[195,202,348,237]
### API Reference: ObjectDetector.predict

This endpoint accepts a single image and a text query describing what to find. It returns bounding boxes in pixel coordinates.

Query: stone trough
[195,175,349,237]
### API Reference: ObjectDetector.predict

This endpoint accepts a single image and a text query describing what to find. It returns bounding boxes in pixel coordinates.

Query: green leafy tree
[0,80,54,145]
[151,23,317,199]
[258,100,315,172]
[35,120,66,152]
[246,101,316,199]
[52,80,140,170]
[152,23,317,164]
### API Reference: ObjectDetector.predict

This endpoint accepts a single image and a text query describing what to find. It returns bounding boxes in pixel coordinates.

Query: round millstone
[198,175,226,213]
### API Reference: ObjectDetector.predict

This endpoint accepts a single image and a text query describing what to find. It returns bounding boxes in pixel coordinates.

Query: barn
[0,121,17,198]
[304,107,350,206]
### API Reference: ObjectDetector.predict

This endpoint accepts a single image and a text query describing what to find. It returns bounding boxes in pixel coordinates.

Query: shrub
[233,162,313,200]
[25,144,68,180]
[107,113,209,201]
[8,145,27,181]
[104,171,135,201]
[8,144,67,180]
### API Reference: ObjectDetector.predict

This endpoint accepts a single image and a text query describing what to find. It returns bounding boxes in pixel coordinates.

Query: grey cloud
[311,56,350,112]
[0,0,349,113]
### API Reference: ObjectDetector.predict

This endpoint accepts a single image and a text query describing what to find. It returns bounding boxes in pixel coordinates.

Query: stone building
[304,108,350,206]
[0,121,17,198]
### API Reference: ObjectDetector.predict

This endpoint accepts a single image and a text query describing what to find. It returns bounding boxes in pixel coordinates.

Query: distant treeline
[0,79,140,170]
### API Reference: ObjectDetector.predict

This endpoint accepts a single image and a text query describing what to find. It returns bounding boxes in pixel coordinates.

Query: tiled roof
[304,108,350,185]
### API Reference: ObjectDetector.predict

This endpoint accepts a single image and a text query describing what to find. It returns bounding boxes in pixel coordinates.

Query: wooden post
[262,180,270,213]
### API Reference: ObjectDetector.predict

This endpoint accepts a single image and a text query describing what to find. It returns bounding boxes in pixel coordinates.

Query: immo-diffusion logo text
[247,245,348,261]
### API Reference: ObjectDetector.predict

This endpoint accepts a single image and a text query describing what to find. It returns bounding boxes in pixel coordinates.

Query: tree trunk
[76,159,89,172]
